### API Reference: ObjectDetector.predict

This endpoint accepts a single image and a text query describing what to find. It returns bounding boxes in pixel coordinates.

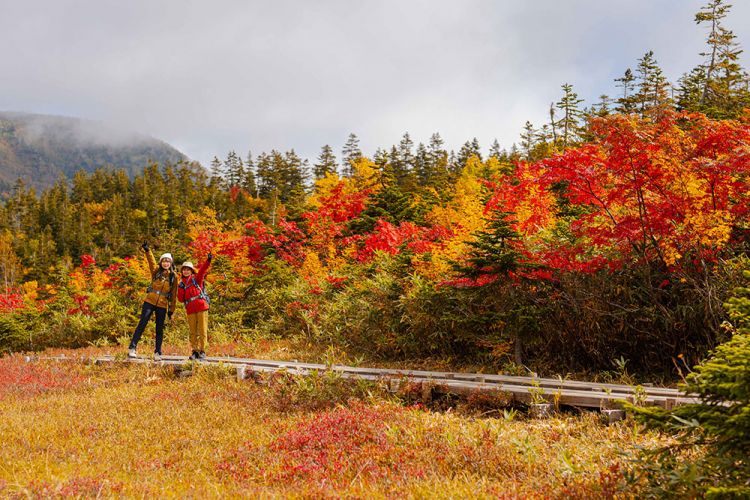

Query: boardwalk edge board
[31,354,699,411]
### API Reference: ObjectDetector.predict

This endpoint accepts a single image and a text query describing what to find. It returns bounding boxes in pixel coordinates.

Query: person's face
[181,267,192,277]
[161,259,172,270]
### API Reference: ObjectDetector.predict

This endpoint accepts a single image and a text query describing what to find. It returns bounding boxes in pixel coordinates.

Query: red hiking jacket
[177,259,210,314]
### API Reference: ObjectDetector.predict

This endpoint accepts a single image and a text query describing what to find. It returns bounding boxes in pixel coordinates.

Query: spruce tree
[271,149,308,205]
[255,152,277,199]
[453,207,524,280]
[414,142,430,186]
[372,147,390,185]
[455,138,482,171]
[688,0,750,118]
[676,66,707,111]
[341,133,362,178]
[592,94,612,117]
[634,51,671,115]
[224,151,244,187]
[451,207,538,365]
[615,68,637,114]
[448,150,459,175]
[520,121,536,161]
[489,139,502,160]
[348,171,422,234]
[210,156,225,188]
[427,133,450,187]
[555,83,584,149]
[243,151,258,197]
[391,132,417,190]
[313,144,338,179]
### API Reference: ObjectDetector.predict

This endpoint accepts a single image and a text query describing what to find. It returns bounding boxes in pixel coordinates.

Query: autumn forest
[2,1,750,496]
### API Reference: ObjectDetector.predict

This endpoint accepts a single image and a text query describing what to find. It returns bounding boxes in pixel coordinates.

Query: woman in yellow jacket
[127,242,178,360]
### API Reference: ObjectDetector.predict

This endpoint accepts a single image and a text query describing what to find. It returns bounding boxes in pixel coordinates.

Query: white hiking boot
[153,353,162,361]
[128,348,137,358]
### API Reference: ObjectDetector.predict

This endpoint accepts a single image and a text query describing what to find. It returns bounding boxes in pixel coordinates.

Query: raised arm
[196,253,213,284]
[142,242,156,274]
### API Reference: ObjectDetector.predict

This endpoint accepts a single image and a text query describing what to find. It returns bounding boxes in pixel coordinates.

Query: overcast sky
[2,0,749,168]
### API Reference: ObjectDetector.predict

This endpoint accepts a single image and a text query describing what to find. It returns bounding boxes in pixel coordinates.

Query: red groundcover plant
[218,402,424,488]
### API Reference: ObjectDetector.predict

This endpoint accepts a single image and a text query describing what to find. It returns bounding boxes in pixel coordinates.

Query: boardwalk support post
[530,403,552,419]
[601,409,626,424]
[421,382,433,403]
[388,378,401,393]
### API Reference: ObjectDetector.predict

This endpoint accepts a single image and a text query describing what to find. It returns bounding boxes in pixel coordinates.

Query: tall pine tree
[615,68,637,114]
[555,83,584,149]
[314,144,338,179]
[679,0,750,118]
[341,133,362,178]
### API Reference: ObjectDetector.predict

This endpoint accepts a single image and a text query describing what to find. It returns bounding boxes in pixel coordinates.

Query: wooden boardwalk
[41,353,699,411]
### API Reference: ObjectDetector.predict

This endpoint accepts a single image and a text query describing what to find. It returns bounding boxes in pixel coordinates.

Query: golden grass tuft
[0,352,669,497]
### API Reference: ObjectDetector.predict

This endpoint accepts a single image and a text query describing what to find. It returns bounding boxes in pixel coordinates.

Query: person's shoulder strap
[192,276,203,291]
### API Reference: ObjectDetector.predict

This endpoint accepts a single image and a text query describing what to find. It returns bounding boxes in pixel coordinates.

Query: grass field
[0,350,668,498]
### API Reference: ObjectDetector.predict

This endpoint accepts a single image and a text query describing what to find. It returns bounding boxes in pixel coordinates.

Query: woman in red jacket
[178,253,212,360]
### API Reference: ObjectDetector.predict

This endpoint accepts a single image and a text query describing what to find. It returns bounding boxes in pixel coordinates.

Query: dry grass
[0,351,667,498]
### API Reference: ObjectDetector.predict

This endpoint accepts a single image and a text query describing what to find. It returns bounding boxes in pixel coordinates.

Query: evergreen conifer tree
[489,139,502,160]
[684,0,750,118]
[243,151,258,197]
[634,51,671,115]
[391,132,417,190]
[520,121,536,161]
[453,207,523,280]
[224,151,244,187]
[341,133,362,178]
[555,83,584,149]
[629,271,750,497]
[313,144,338,179]
[615,68,638,113]
[414,142,429,187]
[426,133,450,187]
[348,171,421,234]
[455,138,482,171]
[592,94,612,117]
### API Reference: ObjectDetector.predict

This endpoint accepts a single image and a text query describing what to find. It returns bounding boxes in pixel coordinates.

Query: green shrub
[0,309,42,354]
[626,270,750,498]
[264,369,386,412]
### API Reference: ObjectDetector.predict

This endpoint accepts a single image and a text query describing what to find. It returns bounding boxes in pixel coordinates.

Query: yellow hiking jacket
[142,249,178,313]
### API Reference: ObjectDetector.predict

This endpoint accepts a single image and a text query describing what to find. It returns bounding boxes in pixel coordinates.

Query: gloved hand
[141,241,150,252]
[207,252,213,263]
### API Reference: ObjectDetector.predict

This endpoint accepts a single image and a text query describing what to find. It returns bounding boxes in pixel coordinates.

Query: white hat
[159,253,173,262]
[180,261,196,272]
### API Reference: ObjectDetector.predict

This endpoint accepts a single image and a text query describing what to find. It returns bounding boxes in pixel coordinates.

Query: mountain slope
[0,112,187,193]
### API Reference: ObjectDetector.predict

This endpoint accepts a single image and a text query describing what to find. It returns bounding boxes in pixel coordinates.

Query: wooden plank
[47,354,700,409]
[197,355,688,398]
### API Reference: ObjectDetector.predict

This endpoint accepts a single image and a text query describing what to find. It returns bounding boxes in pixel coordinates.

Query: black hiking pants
[128,302,167,354]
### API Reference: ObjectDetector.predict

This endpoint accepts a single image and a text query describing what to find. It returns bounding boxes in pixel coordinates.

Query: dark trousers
[129,302,167,354]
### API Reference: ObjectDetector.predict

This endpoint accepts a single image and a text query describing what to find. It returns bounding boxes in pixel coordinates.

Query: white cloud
[1,0,749,167]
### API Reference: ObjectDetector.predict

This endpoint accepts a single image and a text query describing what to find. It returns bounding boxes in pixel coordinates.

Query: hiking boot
[197,351,207,361]
[188,351,198,361]
[128,348,137,359]
[153,353,162,361]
